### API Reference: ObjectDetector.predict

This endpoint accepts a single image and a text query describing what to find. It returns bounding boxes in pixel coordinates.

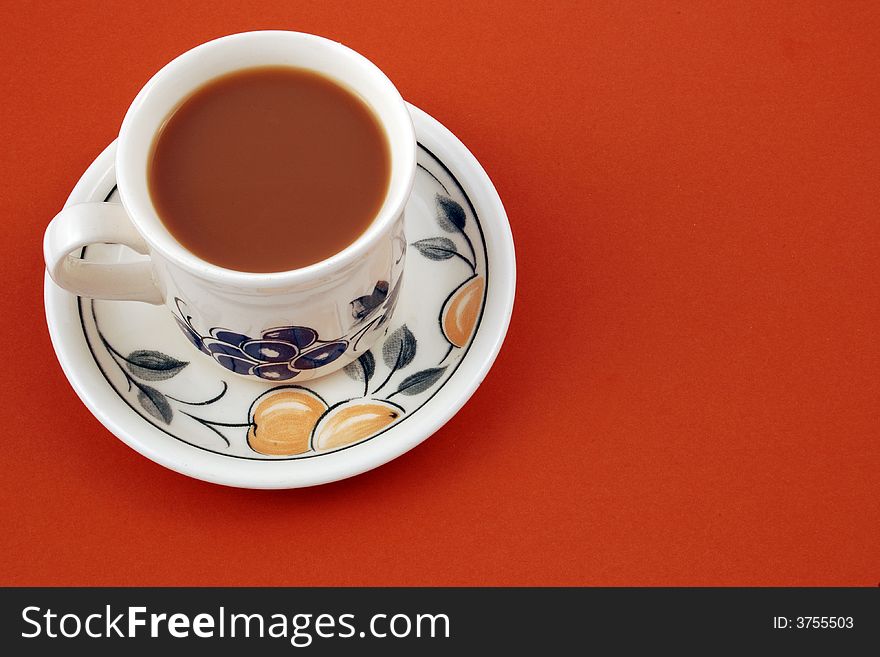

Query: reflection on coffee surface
[149,66,391,272]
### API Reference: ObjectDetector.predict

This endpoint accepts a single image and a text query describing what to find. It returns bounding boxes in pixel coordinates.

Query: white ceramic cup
[44,31,416,382]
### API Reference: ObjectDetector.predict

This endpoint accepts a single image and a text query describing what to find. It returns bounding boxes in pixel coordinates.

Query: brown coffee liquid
[148,67,391,272]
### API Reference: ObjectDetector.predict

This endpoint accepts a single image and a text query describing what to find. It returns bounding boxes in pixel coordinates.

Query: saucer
[44,104,516,489]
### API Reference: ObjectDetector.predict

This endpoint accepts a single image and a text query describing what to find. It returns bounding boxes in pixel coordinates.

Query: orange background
[1,1,878,586]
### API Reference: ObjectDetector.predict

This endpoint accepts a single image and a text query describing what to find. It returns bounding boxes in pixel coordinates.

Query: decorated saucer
[44,104,515,489]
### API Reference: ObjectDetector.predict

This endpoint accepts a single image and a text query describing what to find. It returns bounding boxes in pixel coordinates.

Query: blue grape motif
[172,299,348,381]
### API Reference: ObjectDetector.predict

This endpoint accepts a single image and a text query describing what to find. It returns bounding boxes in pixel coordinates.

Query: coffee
[148,66,391,273]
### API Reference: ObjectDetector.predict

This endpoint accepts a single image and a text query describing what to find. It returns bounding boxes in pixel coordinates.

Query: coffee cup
[44,31,416,382]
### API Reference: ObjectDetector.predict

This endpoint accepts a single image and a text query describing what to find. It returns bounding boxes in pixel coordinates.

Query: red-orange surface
[1,2,878,586]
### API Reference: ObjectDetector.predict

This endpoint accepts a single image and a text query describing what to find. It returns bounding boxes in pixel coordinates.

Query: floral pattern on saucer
[79,143,488,459]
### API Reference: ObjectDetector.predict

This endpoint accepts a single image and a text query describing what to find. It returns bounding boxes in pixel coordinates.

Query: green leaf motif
[436,195,467,232]
[125,350,188,381]
[395,367,447,396]
[137,385,173,424]
[412,237,457,261]
[382,325,417,372]
[344,351,376,385]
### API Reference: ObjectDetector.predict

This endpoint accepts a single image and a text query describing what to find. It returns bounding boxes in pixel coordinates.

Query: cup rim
[116,30,416,289]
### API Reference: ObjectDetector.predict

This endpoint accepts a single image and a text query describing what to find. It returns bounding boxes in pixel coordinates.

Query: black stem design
[167,381,228,406]
[103,344,134,392]
[180,412,232,448]
[174,297,198,331]
[417,163,449,193]
[104,348,156,399]
[352,316,382,351]
[372,348,406,395]
[180,412,250,428]
[360,362,370,397]
[93,302,141,395]
[104,345,132,391]
[457,226,478,272]
[450,250,477,272]
[439,343,454,365]
[349,320,373,344]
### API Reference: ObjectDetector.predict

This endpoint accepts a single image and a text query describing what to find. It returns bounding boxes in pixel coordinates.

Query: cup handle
[43,202,164,304]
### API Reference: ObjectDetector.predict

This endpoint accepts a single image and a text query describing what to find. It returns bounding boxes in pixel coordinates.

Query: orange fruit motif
[247,387,327,456]
[441,275,484,348]
[312,400,403,451]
